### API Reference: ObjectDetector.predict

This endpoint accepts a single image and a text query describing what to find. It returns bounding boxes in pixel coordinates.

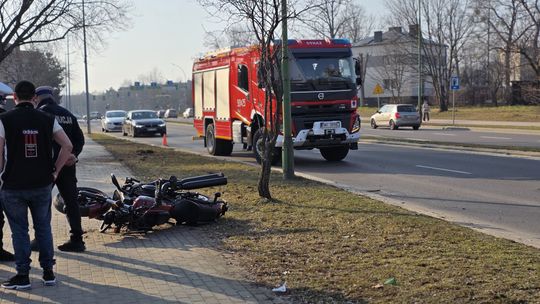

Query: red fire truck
[192,39,361,163]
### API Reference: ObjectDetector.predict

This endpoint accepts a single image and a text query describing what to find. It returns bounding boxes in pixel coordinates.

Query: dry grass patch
[91,134,540,303]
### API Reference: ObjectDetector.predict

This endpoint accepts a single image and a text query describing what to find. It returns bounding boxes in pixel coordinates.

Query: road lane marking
[480,136,512,140]
[416,165,472,175]
[433,132,456,136]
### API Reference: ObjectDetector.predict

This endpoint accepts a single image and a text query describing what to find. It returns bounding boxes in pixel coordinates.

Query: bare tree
[384,0,474,111]
[478,0,530,102]
[517,0,540,81]
[371,46,410,103]
[203,24,258,50]
[338,2,376,43]
[304,0,349,39]
[304,0,374,42]
[138,68,164,85]
[0,0,132,65]
[198,0,312,199]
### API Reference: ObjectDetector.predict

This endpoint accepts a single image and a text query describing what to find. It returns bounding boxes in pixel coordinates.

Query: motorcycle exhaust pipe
[173,173,227,190]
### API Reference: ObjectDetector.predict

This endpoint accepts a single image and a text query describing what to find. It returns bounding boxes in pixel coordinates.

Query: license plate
[321,121,340,129]
[147,128,156,131]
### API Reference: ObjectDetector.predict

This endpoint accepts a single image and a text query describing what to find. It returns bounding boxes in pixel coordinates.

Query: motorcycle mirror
[213,192,221,203]
[110,174,122,191]
[155,179,163,205]
[169,176,178,190]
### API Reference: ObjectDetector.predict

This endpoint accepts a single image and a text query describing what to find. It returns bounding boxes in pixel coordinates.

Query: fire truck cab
[192,39,361,163]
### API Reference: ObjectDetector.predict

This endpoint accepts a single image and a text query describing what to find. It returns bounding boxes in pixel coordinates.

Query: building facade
[352,25,447,107]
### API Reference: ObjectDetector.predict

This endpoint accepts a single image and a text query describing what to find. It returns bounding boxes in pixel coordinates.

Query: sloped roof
[353,28,443,48]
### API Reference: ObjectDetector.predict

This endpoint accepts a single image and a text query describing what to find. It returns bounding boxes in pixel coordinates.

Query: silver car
[101,110,126,132]
[370,104,421,130]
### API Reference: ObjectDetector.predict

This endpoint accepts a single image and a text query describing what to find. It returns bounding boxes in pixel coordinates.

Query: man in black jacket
[0,80,73,289]
[35,86,86,252]
[0,97,14,262]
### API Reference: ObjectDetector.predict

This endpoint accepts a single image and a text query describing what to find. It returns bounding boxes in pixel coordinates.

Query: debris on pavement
[272,282,287,293]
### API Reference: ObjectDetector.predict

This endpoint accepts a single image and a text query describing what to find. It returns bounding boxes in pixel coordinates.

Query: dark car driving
[122,110,166,137]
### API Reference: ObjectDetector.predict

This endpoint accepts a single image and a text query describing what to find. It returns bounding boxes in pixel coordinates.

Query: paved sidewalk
[0,137,288,304]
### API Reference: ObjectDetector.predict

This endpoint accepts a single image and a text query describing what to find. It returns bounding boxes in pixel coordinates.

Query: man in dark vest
[35,86,86,252]
[0,96,14,262]
[0,80,73,290]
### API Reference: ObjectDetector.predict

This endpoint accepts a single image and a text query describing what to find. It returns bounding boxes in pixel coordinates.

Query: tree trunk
[258,159,272,199]
[440,87,449,112]
[257,135,276,199]
[504,48,512,104]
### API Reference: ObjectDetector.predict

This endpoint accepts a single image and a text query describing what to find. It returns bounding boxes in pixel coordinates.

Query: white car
[101,110,127,132]
[183,108,193,118]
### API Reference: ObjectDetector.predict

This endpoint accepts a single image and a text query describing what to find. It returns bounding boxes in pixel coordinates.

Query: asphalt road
[164,118,540,149]
[95,121,540,248]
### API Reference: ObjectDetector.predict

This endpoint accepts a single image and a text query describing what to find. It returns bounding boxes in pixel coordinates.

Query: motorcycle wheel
[53,187,108,216]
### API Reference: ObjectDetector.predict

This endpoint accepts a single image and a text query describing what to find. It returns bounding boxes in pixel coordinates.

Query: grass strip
[91,133,540,303]
[429,124,540,132]
[361,135,540,154]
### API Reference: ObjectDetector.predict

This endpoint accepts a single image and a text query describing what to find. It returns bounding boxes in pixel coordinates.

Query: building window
[238,64,249,92]
[383,79,398,90]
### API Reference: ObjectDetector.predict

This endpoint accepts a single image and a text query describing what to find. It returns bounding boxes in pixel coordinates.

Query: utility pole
[83,0,91,134]
[417,0,423,114]
[281,0,294,179]
[486,0,491,104]
[66,34,71,111]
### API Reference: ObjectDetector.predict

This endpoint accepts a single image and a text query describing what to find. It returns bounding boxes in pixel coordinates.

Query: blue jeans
[1,184,55,275]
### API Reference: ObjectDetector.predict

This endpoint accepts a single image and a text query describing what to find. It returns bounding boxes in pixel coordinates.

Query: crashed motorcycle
[53,173,228,233]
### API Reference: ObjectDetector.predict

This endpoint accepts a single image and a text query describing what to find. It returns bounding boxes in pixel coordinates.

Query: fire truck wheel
[206,124,233,156]
[320,145,349,161]
[252,128,281,165]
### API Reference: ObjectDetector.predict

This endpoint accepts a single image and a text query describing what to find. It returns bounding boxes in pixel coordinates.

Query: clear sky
[64,0,385,94]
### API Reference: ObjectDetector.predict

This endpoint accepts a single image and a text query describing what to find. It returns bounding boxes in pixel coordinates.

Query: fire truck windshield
[289,51,355,91]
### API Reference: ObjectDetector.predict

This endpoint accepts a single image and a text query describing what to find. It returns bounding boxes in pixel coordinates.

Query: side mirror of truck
[354,58,362,75]
[356,76,362,86]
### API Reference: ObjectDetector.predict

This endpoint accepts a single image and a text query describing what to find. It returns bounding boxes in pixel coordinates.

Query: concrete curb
[441,126,470,131]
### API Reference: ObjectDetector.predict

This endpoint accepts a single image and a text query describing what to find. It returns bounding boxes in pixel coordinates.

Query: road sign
[373,83,384,95]
[451,76,460,90]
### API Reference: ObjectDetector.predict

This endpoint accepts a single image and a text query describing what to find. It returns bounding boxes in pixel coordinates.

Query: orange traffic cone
[162,133,168,146]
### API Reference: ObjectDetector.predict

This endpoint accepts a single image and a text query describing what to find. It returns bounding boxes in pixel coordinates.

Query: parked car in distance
[164,108,178,118]
[370,104,421,130]
[182,108,193,118]
[101,110,127,132]
[122,110,166,137]
[90,111,102,120]
[156,110,166,118]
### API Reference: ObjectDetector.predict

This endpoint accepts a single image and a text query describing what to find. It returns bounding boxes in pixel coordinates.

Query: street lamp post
[417,0,423,115]
[171,63,188,82]
[66,34,72,111]
[82,0,91,134]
